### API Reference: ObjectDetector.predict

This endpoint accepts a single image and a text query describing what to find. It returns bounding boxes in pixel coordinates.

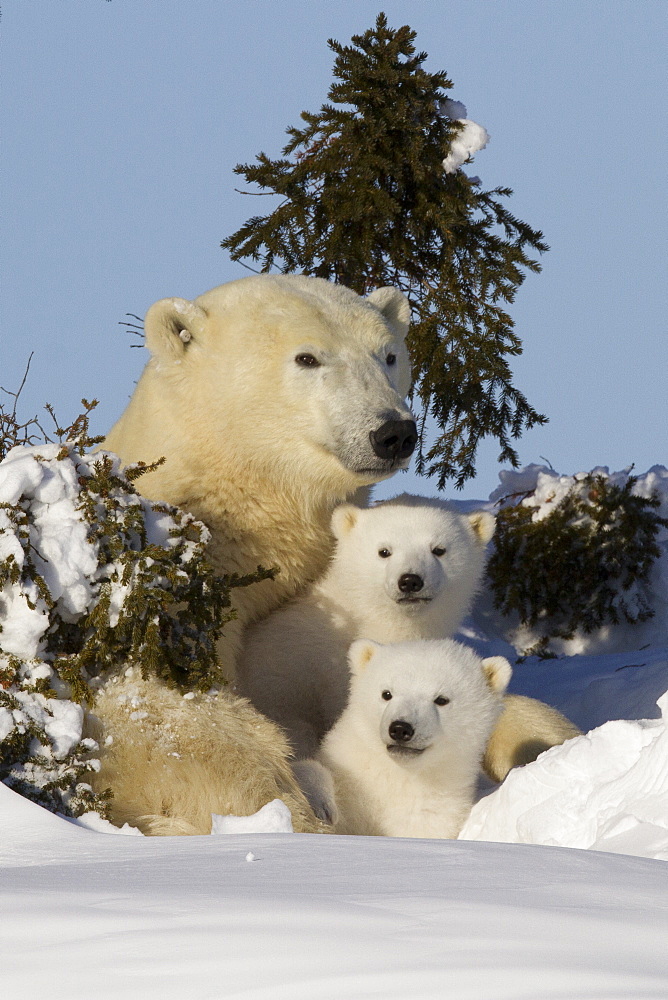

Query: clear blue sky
[2,1,666,500]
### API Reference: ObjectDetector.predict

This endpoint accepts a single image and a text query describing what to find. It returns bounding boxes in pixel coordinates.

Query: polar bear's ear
[467,510,496,545]
[482,656,512,694]
[348,639,381,674]
[144,297,208,361]
[366,287,411,339]
[331,504,360,540]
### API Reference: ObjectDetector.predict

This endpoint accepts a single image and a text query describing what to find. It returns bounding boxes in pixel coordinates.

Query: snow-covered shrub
[487,466,668,657]
[0,399,269,818]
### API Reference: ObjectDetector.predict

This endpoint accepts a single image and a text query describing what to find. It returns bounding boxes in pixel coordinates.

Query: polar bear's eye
[386,352,396,366]
[432,546,446,557]
[378,548,392,558]
[382,690,393,701]
[295,353,321,368]
[434,695,450,706]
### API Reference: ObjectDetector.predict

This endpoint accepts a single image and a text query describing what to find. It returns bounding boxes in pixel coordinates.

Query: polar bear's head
[345,638,511,769]
[328,495,495,634]
[141,274,415,493]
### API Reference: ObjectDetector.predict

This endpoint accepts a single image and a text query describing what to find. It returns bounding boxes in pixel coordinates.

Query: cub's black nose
[389,720,415,743]
[369,419,417,461]
[398,573,423,594]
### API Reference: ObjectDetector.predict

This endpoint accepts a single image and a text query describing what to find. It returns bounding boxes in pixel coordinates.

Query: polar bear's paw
[292,759,339,826]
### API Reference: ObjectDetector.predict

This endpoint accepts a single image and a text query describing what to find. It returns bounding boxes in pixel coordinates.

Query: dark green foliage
[56,451,272,695]
[0,685,112,819]
[1,391,269,818]
[222,13,548,488]
[487,474,668,656]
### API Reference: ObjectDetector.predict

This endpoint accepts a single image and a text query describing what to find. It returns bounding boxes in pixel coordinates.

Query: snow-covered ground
[2,783,667,1000]
[1,456,667,996]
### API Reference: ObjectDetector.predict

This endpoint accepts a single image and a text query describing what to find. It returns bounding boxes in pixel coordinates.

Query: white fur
[314,639,511,838]
[237,495,495,757]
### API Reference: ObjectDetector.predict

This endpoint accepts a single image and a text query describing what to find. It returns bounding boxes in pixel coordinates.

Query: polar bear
[238,494,580,782]
[87,670,327,836]
[237,494,495,758]
[310,638,512,838]
[93,274,416,834]
[483,692,581,779]
[103,275,415,673]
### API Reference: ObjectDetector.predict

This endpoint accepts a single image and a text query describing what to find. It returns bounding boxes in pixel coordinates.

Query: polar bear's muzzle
[368,418,417,464]
[386,719,430,757]
[335,409,417,479]
[395,572,433,604]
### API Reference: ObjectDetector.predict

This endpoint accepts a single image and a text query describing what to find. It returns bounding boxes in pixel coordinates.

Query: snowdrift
[1,783,667,1000]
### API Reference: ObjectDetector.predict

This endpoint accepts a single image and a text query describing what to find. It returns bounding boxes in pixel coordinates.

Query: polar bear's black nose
[398,573,423,593]
[389,720,415,743]
[369,419,417,461]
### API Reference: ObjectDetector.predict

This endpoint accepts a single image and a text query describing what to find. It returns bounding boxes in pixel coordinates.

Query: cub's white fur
[238,495,494,758]
[312,638,511,838]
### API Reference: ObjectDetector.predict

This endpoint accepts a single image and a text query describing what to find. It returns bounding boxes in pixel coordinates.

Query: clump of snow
[460,691,668,860]
[211,798,294,835]
[437,96,490,174]
[1,444,144,663]
[442,120,490,173]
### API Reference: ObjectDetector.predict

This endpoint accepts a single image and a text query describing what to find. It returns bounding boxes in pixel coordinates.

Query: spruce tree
[222,13,549,488]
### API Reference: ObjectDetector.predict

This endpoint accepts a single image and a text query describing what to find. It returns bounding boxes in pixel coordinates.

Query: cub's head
[142,275,415,493]
[330,496,495,623]
[345,638,511,768]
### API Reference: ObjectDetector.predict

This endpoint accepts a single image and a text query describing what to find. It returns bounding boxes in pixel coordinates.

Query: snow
[0,783,667,999]
[442,119,490,173]
[1,455,668,995]
[212,798,295,835]
[461,692,668,859]
[437,94,490,173]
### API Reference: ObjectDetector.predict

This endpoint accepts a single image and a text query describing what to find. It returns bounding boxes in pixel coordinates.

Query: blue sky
[2,1,666,499]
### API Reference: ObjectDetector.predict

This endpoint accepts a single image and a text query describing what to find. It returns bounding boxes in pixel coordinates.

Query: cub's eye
[432,546,446,557]
[434,696,450,706]
[378,548,391,558]
[382,690,393,701]
[386,352,396,366]
[295,353,321,368]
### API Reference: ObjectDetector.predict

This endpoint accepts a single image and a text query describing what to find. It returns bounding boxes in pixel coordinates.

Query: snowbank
[461,691,668,859]
[1,783,666,1000]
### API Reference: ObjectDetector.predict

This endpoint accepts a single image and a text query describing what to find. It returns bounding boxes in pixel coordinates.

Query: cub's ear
[144,297,208,361]
[366,287,411,340]
[348,638,381,674]
[331,504,361,540]
[482,656,512,694]
[468,510,496,545]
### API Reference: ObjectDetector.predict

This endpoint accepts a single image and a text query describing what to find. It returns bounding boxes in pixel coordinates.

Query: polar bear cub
[237,495,494,759]
[313,638,511,838]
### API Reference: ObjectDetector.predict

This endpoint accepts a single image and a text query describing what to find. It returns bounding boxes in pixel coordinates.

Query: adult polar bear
[94,274,417,834]
[104,274,416,673]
